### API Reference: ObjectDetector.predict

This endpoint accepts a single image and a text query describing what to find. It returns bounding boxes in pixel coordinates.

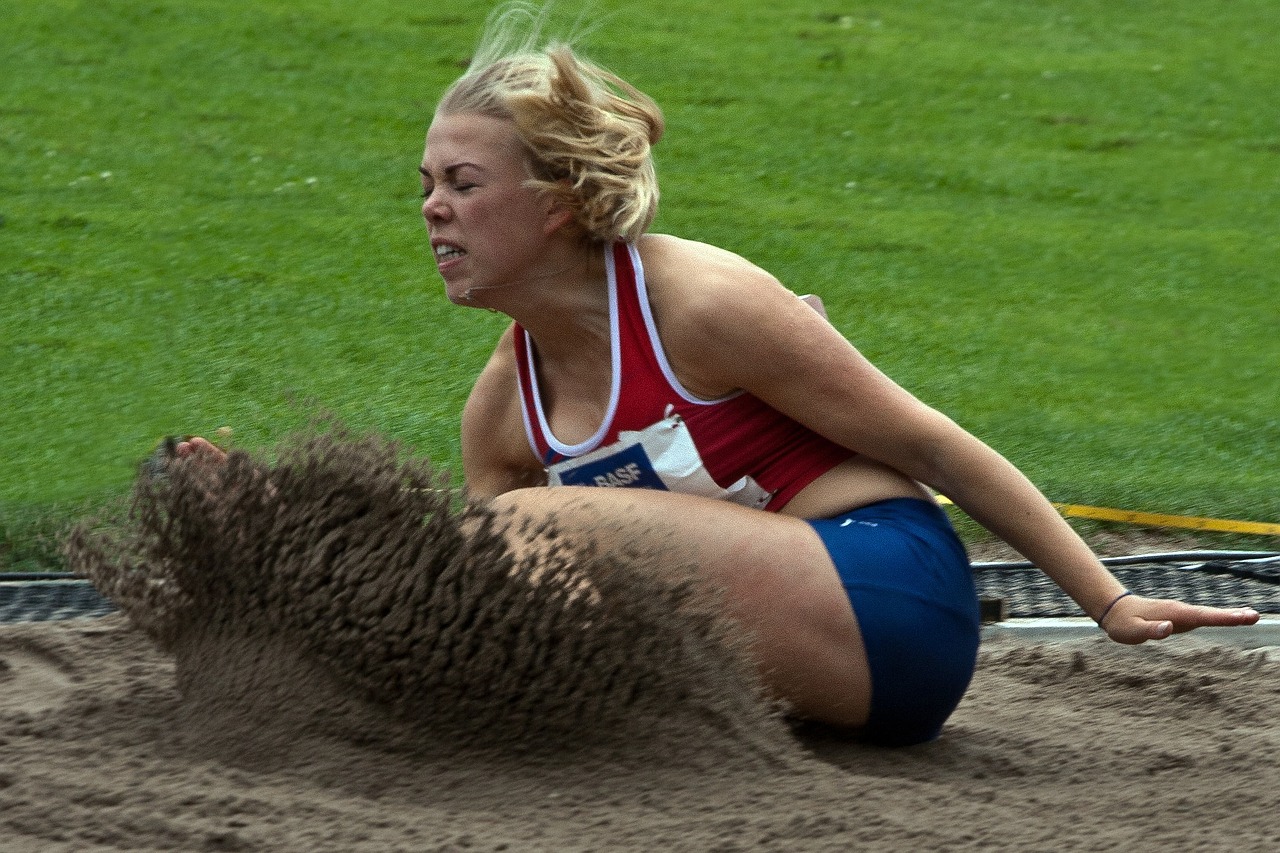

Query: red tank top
[513,242,853,511]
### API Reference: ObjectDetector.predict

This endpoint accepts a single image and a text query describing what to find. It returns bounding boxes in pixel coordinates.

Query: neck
[483,240,613,358]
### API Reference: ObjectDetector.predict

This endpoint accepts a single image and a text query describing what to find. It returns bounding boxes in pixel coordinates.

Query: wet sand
[5,430,1275,851]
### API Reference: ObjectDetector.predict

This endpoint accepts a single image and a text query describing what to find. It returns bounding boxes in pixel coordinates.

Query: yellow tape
[1050,504,1280,536]
[933,496,1280,536]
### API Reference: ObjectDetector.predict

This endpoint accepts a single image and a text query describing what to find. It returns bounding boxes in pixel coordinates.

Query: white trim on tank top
[628,242,743,406]
[519,244,624,458]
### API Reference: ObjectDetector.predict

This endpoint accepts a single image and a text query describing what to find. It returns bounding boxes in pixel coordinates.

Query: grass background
[2,0,1277,569]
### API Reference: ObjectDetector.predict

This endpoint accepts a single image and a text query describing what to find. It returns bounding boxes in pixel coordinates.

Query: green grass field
[3,0,1277,570]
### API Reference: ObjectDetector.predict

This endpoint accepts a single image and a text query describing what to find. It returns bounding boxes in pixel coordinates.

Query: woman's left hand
[175,435,228,464]
[1100,593,1260,644]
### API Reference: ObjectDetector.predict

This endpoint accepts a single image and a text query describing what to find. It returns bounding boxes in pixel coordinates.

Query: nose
[422,190,451,224]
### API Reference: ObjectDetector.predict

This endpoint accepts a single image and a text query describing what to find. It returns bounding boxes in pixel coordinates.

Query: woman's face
[420,112,561,305]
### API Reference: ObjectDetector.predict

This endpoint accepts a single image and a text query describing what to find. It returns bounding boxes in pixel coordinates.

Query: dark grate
[0,580,117,623]
[974,559,1280,618]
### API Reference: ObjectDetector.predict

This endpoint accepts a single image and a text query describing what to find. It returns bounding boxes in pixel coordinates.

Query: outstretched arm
[642,236,1260,643]
[886,421,1258,640]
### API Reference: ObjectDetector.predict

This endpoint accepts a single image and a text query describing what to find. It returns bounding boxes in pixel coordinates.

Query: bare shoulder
[463,325,518,417]
[638,234,782,299]
[461,325,544,497]
[636,234,828,395]
[640,234,808,338]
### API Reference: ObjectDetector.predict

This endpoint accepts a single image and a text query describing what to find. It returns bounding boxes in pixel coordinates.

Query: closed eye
[419,183,476,198]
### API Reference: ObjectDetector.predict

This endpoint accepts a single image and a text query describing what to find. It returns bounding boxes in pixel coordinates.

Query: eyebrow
[418,163,482,179]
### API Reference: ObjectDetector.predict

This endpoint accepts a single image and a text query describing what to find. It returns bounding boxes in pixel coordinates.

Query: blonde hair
[437,4,664,243]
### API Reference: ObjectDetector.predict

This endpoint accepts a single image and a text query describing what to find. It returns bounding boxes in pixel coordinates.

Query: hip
[779,455,932,520]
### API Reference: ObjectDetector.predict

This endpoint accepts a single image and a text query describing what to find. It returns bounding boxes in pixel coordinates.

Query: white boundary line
[983,617,1280,648]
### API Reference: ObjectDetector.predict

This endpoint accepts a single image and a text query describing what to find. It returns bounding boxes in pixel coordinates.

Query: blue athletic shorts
[807,497,980,746]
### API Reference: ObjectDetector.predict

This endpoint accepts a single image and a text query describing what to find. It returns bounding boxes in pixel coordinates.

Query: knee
[486,486,561,521]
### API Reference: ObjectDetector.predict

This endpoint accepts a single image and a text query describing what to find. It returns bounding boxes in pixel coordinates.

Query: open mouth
[435,244,466,263]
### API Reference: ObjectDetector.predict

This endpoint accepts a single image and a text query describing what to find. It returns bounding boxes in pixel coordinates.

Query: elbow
[886,414,976,493]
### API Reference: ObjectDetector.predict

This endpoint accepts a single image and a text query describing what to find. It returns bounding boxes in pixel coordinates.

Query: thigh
[489,486,873,727]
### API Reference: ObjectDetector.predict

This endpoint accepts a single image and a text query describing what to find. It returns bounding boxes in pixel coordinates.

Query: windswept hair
[437,3,664,243]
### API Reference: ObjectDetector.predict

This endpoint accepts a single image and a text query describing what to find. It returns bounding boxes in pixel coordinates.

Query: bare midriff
[779,455,933,521]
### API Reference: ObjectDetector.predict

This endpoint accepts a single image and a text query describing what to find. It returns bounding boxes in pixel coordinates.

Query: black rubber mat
[0,580,117,623]
[974,560,1280,617]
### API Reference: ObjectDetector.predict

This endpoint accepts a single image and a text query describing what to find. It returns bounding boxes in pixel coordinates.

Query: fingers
[1106,595,1261,644]
[175,436,228,463]
[1169,603,1260,631]
[1107,616,1169,645]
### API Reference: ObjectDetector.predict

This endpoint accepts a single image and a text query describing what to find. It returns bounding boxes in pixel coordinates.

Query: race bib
[546,409,773,509]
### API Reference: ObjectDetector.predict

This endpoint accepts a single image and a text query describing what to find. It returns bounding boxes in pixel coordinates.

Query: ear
[541,180,578,237]
[542,205,577,237]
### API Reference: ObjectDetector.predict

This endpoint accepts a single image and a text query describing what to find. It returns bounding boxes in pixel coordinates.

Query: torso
[634,236,929,518]
[472,235,930,518]
[778,456,930,519]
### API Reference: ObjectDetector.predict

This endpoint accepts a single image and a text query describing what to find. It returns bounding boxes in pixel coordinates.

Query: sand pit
[4,430,1276,850]
[4,619,1278,851]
